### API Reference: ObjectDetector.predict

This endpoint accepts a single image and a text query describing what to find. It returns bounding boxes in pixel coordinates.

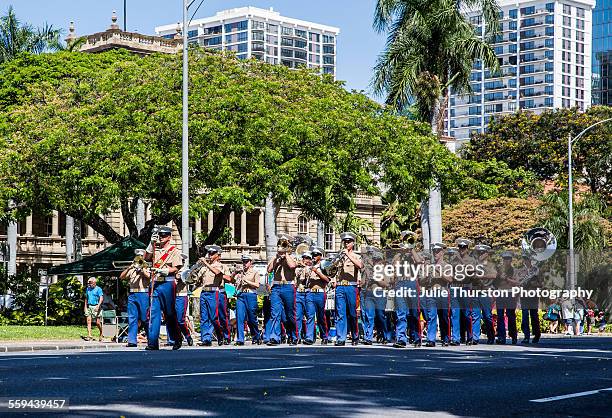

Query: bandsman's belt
[239,289,257,293]
[176,292,188,297]
[297,285,306,292]
[202,286,222,291]
[338,281,358,286]
[308,288,325,293]
[272,280,293,285]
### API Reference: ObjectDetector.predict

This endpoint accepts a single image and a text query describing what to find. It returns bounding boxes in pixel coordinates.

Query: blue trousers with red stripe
[147,280,181,348]
[200,290,224,343]
[362,289,390,342]
[127,292,149,345]
[335,285,359,342]
[269,284,297,343]
[236,292,260,343]
[167,295,190,345]
[217,292,231,341]
[295,291,308,339]
[395,280,421,343]
[306,291,328,342]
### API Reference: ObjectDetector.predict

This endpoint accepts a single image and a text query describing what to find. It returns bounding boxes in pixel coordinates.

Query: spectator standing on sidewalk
[84,278,104,341]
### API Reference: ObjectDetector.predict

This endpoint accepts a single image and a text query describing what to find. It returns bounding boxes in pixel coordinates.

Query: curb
[0,343,121,353]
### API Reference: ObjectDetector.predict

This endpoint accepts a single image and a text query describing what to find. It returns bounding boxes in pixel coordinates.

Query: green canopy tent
[48,236,146,276]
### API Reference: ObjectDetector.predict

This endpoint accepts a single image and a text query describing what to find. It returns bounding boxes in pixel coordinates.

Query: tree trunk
[264,193,278,262]
[137,213,173,244]
[420,200,430,251]
[121,198,138,237]
[202,203,233,247]
[65,215,74,262]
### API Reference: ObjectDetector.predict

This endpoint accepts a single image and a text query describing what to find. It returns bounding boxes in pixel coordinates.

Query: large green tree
[0,6,61,63]
[463,107,612,200]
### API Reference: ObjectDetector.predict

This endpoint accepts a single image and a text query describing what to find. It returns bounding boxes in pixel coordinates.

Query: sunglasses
[207,250,217,255]
[159,233,171,237]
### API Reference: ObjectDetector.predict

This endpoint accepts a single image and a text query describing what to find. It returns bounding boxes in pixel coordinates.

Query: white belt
[309,289,325,293]
[130,290,148,293]
[240,289,257,294]
[176,292,188,297]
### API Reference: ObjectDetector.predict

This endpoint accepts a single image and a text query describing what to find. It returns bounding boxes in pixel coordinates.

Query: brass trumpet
[113,249,150,271]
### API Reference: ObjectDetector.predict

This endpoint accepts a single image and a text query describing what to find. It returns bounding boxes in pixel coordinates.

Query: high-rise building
[592,0,612,105]
[155,6,340,78]
[447,0,595,142]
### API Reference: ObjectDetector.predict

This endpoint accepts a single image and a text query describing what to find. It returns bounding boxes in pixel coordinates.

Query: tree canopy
[463,107,612,201]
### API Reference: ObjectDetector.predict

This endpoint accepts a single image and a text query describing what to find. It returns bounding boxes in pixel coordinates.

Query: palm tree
[0,6,62,63]
[373,0,500,248]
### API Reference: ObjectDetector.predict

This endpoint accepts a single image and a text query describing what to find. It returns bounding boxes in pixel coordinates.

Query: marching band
[120,225,557,350]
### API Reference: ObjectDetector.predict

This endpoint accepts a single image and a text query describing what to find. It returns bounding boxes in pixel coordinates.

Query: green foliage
[442,197,542,248]
[0,6,62,64]
[537,191,609,250]
[373,0,500,124]
[464,107,612,200]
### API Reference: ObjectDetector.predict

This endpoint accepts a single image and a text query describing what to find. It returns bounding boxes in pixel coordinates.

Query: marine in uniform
[334,232,363,346]
[119,249,150,347]
[361,246,392,345]
[518,255,541,344]
[450,238,478,345]
[306,246,330,345]
[496,251,519,344]
[144,226,183,350]
[194,244,230,346]
[393,231,424,348]
[422,243,453,347]
[232,254,262,345]
[295,252,313,343]
[267,234,298,345]
[472,244,496,345]
[167,254,194,347]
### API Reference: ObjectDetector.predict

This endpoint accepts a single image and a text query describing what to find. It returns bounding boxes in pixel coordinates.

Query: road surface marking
[530,387,612,402]
[0,356,62,361]
[155,365,313,378]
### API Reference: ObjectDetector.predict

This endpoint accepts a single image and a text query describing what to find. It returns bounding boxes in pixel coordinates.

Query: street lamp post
[181,0,190,266]
[566,117,612,290]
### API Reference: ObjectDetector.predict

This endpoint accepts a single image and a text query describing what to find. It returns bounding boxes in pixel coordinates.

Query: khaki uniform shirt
[125,267,150,292]
[451,253,477,285]
[475,260,498,289]
[273,257,296,283]
[308,263,328,291]
[152,245,183,281]
[295,266,314,292]
[200,260,227,288]
[235,267,260,292]
[337,253,361,284]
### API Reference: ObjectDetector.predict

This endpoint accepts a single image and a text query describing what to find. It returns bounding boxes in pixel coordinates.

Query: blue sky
[1,0,387,98]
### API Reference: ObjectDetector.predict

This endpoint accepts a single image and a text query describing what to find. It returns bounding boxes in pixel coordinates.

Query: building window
[309,32,320,42]
[252,21,265,30]
[324,225,334,251]
[576,31,584,41]
[508,101,517,111]
[545,15,554,24]
[281,26,293,36]
[295,29,307,38]
[577,8,585,18]
[563,4,571,15]
[225,20,248,33]
[267,23,278,33]
[297,215,309,235]
[563,16,571,26]
[509,9,517,19]
[546,3,555,12]
[323,45,335,54]
[509,21,517,30]
[521,6,535,15]
[576,19,584,30]
[323,34,335,43]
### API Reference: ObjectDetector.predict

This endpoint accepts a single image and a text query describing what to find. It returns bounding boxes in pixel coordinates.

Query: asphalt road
[0,337,610,417]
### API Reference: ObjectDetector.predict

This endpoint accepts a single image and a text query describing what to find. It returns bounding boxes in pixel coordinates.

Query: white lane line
[530,387,612,403]
[155,365,313,378]
[95,376,135,379]
[524,353,611,360]
[0,356,62,361]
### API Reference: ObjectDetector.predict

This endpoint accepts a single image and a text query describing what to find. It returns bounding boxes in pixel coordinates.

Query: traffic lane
[0,345,610,417]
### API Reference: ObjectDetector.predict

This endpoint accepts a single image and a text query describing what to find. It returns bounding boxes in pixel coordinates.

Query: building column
[65,215,74,263]
[135,199,145,234]
[7,220,17,276]
[51,211,60,237]
[258,208,265,246]
[240,210,247,246]
[195,216,202,235]
[228,211,235,244]
[207,210,214,233]
[87,225,95,238]
[25,215,33,236]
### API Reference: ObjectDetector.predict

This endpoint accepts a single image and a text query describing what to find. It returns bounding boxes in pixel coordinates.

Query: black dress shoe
[164,342,174,346]
[495,339,505,345]
[425,341,435,347]
[303,339,314,345]
[334,340,346,346]
[321,339,329,345]
[466,340,473,346]
[172,341,182,350]
[267,340,279,346]
[187,336,194,346]
[382,339,391,345]
[487,338,495,345]
[126,343,138,347]
[362,340,373,345]
[197,341,212,346]
[393,341,406,348]
[144,346,159,350]
[471,340,479,346]
[521,338,530,344]
[351,339,359,346]
[442,341,449,347]
[413,340,422,347]
[225,339,231,345]
[288,339,298,346]
[234,341,244,346]
[532,336,540,344]
[449,341,460,346]
[511,338,518,345]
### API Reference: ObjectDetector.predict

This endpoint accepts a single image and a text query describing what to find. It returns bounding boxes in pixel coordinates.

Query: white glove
[153,267,169,277]
[146,243,154,253]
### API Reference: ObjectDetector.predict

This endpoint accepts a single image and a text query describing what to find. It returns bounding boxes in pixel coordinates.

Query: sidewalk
[0,339,127,353]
